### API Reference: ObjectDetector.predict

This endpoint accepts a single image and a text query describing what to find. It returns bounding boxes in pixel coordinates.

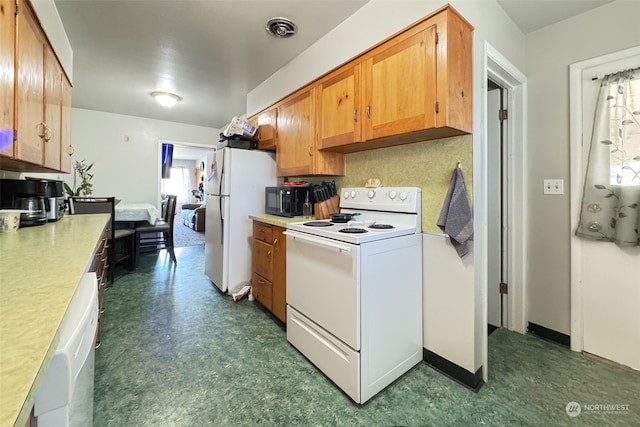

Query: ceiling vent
[266,17,297,38]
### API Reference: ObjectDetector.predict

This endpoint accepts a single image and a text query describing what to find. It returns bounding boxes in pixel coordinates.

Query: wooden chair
[68,196,136,283]
[135,194,177,266]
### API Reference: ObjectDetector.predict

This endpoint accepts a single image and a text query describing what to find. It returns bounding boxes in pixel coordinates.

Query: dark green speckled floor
[95,245,640,426]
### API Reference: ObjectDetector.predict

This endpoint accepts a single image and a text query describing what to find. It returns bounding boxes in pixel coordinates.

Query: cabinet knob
[37,122,46,138]
[43,124,52,142]
[308,147,312,156]
[366,105,371,119]
[353,109,357,122]
[273,238,278,246]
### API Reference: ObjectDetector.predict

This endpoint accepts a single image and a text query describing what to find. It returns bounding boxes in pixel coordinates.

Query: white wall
[66,109,218,206]
[247,0,526,375]
[525,0,640,335]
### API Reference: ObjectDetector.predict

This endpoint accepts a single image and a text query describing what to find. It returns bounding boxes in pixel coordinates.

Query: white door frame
[569,46,640,353]
[477,41,527,382]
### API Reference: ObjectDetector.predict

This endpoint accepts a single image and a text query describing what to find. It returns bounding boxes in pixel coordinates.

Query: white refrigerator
[204,147,277,292]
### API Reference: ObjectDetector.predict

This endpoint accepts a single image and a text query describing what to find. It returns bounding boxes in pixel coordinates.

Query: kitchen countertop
[0,214,109,427]
[248,214,306,228]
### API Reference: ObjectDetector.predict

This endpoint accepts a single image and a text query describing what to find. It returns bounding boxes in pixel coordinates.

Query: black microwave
[265,186,310,217]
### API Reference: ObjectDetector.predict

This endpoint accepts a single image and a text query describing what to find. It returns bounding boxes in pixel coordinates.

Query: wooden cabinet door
[276,88,315,177]
[253,239,273,282]
[0,0,14,158]
[435,10,473,132]
[252,272,273,311]
[271,226,287,323]
[256,108,277,150]
[60,73,72,173]
[43,46,62,170]
[15,0,45,165]
[317,64,361,150]
[361,25,437,141]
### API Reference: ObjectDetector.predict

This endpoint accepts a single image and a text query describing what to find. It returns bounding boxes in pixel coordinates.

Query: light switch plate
[543,179,564,195]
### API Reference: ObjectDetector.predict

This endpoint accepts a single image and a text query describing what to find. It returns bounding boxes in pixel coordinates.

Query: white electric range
[284,187,423,404]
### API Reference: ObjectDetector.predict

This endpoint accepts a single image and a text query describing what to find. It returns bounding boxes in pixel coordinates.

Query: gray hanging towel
[437,166,473,257]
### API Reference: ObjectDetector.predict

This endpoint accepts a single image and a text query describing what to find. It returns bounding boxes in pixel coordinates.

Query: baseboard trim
[423,349,484,392]
[527,322,570,347]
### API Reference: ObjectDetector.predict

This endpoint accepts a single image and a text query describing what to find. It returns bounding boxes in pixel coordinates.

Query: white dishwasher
[34,272,98,427]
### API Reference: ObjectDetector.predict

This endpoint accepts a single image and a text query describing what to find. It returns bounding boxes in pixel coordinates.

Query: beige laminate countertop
[248,214,306,228]
[0,214,109,427]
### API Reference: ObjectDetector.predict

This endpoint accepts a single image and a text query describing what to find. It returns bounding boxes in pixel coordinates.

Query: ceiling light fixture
[265,17,297,38]
[151,91,181,107]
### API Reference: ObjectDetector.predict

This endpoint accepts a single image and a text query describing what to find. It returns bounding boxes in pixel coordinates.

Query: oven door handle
[283,230,352,252]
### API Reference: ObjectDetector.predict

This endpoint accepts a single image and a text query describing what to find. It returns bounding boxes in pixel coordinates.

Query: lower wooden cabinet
[89,225,109,347]
[251,221,286,323]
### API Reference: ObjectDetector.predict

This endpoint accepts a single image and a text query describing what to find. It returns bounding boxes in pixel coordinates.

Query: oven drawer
[287,306,360,403]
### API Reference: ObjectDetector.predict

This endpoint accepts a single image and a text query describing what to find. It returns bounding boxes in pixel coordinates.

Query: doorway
[569,47,640,371]
[479,42,528,383]
[487,80,508,332]
[157,140,215,209]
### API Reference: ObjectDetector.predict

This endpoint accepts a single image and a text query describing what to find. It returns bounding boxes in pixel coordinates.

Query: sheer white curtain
[161,167,194,210]
[577,68,640,247]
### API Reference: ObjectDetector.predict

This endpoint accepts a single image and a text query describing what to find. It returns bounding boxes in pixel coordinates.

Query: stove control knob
[389,190,397,200]
[350,190,357,199]
[367,189,376,199]
[343,191,350,199]
[399,191,408,201]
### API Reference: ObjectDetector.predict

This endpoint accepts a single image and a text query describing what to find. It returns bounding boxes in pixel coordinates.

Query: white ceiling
[55,0,614,130]
[497,0,613,34]
[55,0,369,129]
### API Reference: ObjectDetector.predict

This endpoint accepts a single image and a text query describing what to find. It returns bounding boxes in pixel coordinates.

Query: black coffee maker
[0,179,49,226]
[25,177,66,221]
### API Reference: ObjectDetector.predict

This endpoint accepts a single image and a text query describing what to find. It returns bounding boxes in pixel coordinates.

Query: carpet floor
[98,246,640,426]
[172,221,205,247]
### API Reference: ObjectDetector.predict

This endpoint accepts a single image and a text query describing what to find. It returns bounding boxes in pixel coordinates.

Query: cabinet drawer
[253,222,273,244]
[253,239,273,281]
[252,272,273,310]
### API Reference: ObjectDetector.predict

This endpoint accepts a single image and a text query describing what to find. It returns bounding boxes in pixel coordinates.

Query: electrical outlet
[543,179,564,195]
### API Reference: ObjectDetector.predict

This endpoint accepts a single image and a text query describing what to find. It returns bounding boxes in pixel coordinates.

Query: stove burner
[369,224,395,230]
[339,227,368,234]
[303,221,334,227]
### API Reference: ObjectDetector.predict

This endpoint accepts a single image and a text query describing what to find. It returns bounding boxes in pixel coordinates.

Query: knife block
[314,196,340,220]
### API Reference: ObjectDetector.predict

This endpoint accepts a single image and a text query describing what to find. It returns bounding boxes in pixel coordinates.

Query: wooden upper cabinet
[0,0,72,172]
[276,87,345,177]
[434,8,473,133]
[15,0,45,166]
[316,64,361,150]
[0,0,14,158]
[252,5,472,161]
[276,88,315,177]
[319,5,472,153]
[256,108,277,150]
[60,73,72,173]
[361,25,437,142]
[247,108,277,151]
[43,45,62,170]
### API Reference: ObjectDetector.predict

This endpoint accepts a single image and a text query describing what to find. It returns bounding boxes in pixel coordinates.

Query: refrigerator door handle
[219,196,224,245]
[218,161,224,197]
